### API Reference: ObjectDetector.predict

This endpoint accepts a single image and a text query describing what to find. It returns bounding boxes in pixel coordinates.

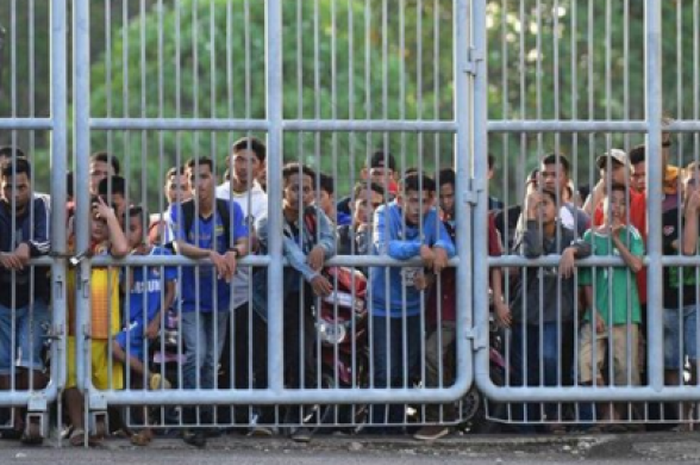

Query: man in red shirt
[584,149,648,305]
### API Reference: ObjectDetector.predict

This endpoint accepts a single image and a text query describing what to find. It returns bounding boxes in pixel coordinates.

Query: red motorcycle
[311,267,369,427]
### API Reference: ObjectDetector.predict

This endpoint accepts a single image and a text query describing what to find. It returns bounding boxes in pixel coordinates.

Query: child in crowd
[114,206,176,446]
[65,197,129,446]
[579,183,644,426]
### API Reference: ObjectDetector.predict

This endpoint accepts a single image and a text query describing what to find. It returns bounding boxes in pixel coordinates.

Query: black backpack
[173,198,234,248]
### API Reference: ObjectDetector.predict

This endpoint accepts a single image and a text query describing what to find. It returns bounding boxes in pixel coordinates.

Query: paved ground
[2,431,700,464]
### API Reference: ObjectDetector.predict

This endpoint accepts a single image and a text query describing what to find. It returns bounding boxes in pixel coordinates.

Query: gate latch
[465,325,487,351]
[465,47,484,76]
[464,177,485,206]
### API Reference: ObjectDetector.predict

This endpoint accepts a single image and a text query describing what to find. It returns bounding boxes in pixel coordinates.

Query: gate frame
[472,0,691,403]
[72,0,476,410]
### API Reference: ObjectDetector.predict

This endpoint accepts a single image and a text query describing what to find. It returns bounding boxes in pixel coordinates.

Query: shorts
[66,336,123,390]
[663,305,698,369]
[114,321,147,361]
[579,323,640,386]
[0,300,51,375]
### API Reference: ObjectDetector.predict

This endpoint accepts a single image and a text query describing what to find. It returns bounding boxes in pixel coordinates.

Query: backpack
[177,198,233,247]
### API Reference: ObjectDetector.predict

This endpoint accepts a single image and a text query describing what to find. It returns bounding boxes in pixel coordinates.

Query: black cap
[0,146,26,160]
[368,150,396,172]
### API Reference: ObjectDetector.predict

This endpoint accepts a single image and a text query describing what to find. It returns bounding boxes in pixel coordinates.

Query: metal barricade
[477,0,700,431]
[0,0,68,441]
[68,0,477,438]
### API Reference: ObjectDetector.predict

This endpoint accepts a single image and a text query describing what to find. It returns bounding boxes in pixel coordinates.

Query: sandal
[69,427,103,447]
[20,421,43,445]
[69,428,86,447]
[130,430,153,446]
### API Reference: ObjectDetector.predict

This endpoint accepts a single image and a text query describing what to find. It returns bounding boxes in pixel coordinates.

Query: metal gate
[0,0,68,434]
[475,0,700,429]
[66,0,477,434]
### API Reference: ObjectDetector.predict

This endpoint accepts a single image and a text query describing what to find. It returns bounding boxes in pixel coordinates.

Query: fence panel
[67,0,476,439]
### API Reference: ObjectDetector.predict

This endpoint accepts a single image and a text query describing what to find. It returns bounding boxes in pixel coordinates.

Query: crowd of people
[0,132,698,448]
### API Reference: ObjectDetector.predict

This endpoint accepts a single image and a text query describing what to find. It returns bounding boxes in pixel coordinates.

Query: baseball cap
[596,148,628,170]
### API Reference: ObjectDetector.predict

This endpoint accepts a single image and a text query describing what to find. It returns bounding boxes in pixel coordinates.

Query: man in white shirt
[216,136,268,227]
[215,136,271,434]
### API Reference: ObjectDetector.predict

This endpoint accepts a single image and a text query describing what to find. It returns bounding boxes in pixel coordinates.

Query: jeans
[181,310,229,424]
[370,314,421,425]
[423,322,456,421]
[510,322,568,422]
[0,299,51,375]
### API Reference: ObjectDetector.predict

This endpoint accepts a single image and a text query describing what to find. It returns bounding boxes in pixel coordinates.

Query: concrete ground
[2,431,700,464]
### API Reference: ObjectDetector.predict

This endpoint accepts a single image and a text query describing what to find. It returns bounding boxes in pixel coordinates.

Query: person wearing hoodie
[369,172,456,428]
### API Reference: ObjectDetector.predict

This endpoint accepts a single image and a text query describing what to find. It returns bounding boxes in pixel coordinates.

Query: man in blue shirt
[169,157,249,448]
[369,172,456,428]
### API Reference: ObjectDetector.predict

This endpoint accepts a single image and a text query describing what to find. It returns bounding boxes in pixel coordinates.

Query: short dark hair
[0,146,26,160]
[318,172,334,196]
[540,188,558,204]
[353,181,385,200]
[123,205,148,229]
[438,168,456,188]
[541,153,571,176]
[282,162,316,184]
[185,156,214,174]
[404,167,420,177]
[368,150,396,172]
[166,165,186,179]
[90,151,120,175]
[0,157,32,179]
[98,175,126,197]
[487,154,495,170]
[402,173,436,193]
[609,183,628,196]
[232,136,266,163]
[629,145,646,165]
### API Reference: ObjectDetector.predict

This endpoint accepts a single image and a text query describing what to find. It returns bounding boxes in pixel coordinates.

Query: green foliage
[2,1,699,210]
[82,0,454,211]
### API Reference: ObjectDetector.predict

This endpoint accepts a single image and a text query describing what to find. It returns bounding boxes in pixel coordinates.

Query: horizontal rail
[490,255,700,267]
[28,255,459,267]
[0,118,54,130]
[89,118,459,133]
[90,118,270,131]
[282,119,458,132]
[487,120,649,133]
[75,118,700,134]
[93,380,471,406]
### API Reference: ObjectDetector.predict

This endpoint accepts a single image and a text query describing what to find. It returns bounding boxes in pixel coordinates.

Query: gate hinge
[464,177,486,206]
[465,47,484,76]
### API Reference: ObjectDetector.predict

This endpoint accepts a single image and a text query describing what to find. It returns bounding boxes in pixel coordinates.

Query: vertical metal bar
[51,0,68,394]
[73,0,90,394]
[645,0,664,392]
[457,0,475,396]
[265,0,284,394]
[105,0,113,155]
